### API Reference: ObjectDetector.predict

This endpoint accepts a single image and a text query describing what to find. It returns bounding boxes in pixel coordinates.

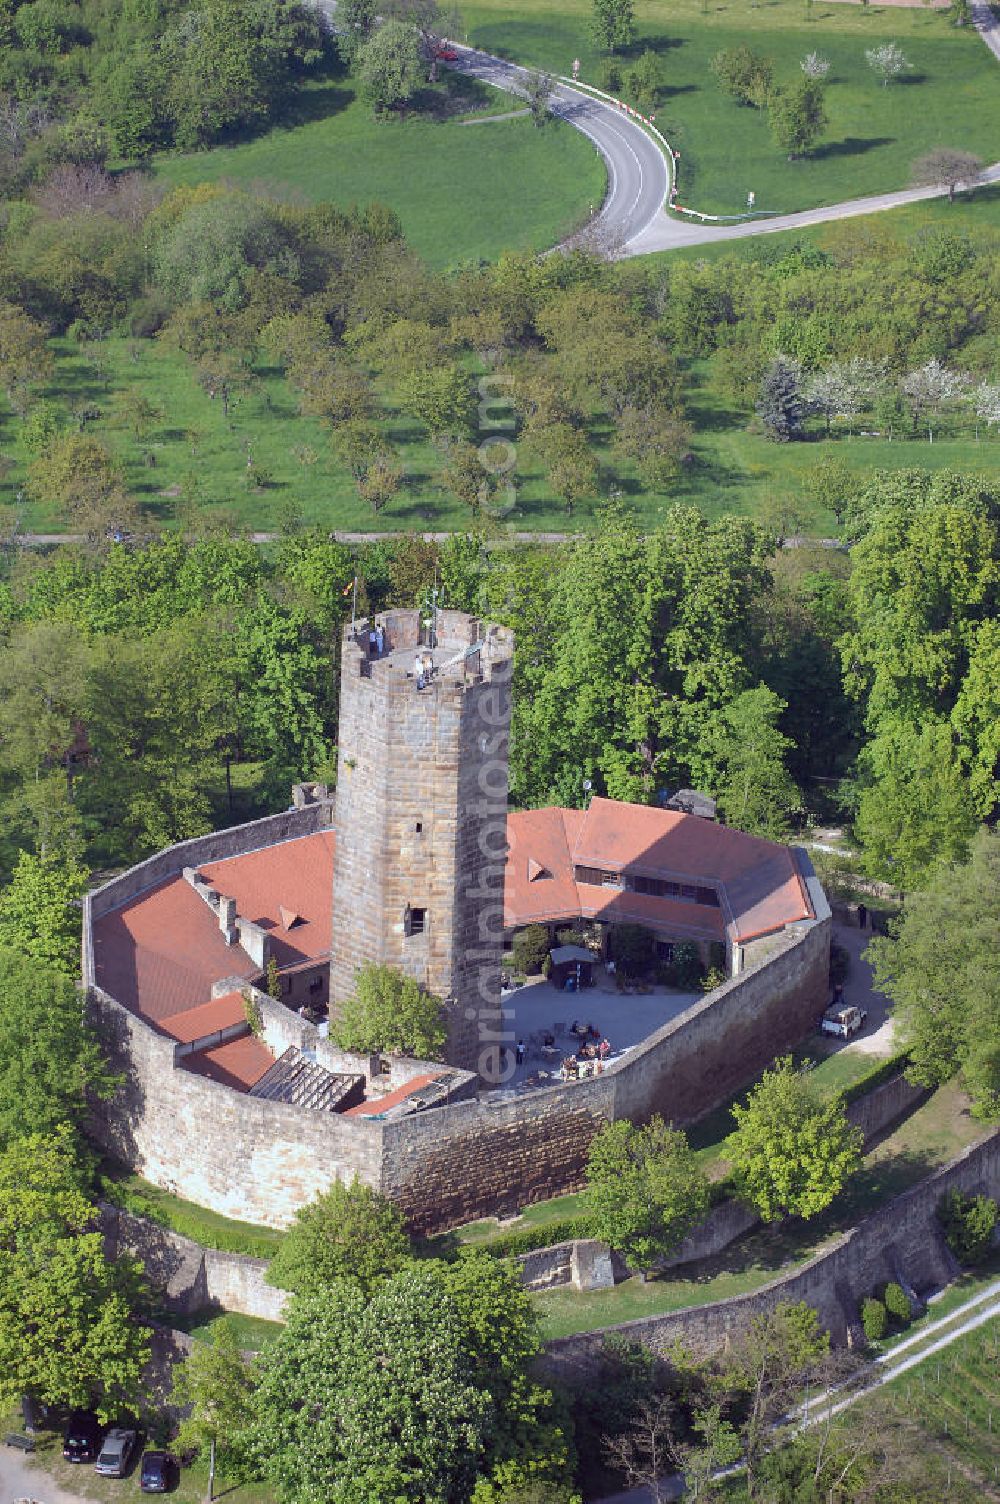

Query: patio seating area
[485,965,703,1095]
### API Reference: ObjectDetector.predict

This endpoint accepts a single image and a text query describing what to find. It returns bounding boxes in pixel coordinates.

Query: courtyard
[485,963,703,1095]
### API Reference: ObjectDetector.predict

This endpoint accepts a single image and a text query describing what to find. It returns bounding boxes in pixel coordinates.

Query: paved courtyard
[483,965,702,1095]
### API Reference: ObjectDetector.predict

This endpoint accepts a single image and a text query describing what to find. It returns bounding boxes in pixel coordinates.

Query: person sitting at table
[598,1038,611,1059]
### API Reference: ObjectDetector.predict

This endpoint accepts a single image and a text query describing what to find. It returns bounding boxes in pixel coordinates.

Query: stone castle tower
[330,608,514,1074]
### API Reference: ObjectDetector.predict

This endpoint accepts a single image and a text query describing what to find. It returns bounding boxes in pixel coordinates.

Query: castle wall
[381,874,830,1235]
[87,986,384,1228]
[540,1128,1000,1379]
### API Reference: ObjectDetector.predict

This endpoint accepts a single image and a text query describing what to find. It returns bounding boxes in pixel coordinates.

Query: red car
[434,44,459,61]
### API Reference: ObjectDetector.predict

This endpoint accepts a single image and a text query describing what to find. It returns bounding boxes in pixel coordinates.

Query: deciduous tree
[911,147,984,203]
[590,0,635,54]
[173,1317,256,1483]
[868,828,1000,1117]
[0,1129,150,1421]
[357,18,424,115]
[0,850,89,975]
[726,1057,863,1221]
[769,78,827,159]
[587,1117,710,1276]
[267,1180,411,1295]
[333,960,447,1058]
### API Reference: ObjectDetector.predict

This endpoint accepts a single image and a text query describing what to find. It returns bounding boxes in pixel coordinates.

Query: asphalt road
[444,44,670,253]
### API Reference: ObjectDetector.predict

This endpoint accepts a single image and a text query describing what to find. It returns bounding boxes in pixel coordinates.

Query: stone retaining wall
[540,1128,1000,1382]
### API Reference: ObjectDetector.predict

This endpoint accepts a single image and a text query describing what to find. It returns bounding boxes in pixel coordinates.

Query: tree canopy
[267,1179,411,1295]
[868,828,1000,1118]
[726,1057,863,1221]
[333,961,447,1059]
[586,1117,710,1274]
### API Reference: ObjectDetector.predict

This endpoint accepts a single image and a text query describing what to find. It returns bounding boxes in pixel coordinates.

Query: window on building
[407,907,427,936]
[415,821,423,833]
[600,870,624,889]
[656,940,675,962]
[309,976,324,995]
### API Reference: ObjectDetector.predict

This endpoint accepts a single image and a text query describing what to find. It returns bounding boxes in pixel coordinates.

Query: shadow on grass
[812,136,894,162]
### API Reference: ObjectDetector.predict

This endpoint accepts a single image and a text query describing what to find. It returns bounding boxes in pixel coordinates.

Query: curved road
[449,5,1000,258]
[445,44,670,253]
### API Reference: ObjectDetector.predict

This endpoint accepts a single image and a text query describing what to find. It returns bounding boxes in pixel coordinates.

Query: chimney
[219,896,237,945]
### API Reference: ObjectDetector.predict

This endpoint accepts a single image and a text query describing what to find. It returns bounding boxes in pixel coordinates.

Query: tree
[524,70,554,126]
[602,1393,680,1504]
[242,1258,566,1504]
[769,78,826,158]
[26,433,135,539]
[399,364,474,436]
[865,42,910,85]
[756,356,805,441]
[0,1129,150,1421]
[726,1057,863,1221]
[336,0,379,64]
[703,686,801,839]
[800,51,830,79]
[590,0,635,53]
[710,46,774,108]
[0,947,118,1152]
[174,1317,255,1493]
[357,19,424,115]
[973,381,1000,436]
[911,147,984,203]
[0,300,53,415]
[901,358,970,441]
[868,829,1000,1117]
[625,50,663,112]
[587,1118,710,1276]
[0,848,89,975]
[853,717,979,889]
[727,1302,830,1499]
[613,404,690,489]
[333,961,447,1058]
[267,1179,410,1295]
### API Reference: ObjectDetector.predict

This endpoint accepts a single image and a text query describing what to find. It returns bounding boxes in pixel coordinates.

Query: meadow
[462,0,1000,218]
[152,70,606,270]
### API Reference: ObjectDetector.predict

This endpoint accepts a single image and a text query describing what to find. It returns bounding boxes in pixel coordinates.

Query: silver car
[94,1428,138,1477]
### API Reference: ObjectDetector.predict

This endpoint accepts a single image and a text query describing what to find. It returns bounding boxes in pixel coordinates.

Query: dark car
[63,1410,103,1464]
[94,1426,139,1477]
[140,1450,178,1493]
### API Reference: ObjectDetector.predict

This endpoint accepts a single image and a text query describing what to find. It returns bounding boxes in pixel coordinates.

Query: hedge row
[840,1049,914,1107]
[103,1178,282,1260]
[480,1214,597,1259]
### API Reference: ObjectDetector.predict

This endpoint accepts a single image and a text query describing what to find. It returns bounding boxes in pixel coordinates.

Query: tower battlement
[330,609,514,1074]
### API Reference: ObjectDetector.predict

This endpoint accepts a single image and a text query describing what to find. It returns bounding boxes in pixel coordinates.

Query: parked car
[820,1004,868,1039]
[94,1427,139,1477]
[63,1411,103,1463]
[434,44,459,60]
[140,1450,178,1493]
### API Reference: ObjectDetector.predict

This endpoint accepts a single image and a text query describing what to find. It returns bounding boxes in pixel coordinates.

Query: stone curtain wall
[541,1128,1000,1381]
[100,1205,289,1322]
[86,986,385,1227]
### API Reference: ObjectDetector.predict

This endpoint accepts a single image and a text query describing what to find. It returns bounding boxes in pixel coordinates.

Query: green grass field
[532,1080,985,1338]
[463,0,1000,218]
[152,70,606,269]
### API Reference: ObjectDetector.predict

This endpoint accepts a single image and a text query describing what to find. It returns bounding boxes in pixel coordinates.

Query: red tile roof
[200,831,334,971]
[158,992,247,1045]
[92,831,334,1027]
[92,875,258,1023]
[505,797,812,944]
[344,1072,444,1117]
[182,1034,275,1091]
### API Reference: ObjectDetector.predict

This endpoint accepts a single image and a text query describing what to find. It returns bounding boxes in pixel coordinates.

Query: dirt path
[0,1445,88,1504]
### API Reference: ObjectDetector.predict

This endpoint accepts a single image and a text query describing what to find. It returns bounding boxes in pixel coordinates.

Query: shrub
[482,1214,595,1258]
[861,1297,887,1342]
[609,923,655,979]
[938,1187,999,1265]
[672,942,705,990]
[883,1281,911,1325]
[555,927,587,948]
[511,924,550,976]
